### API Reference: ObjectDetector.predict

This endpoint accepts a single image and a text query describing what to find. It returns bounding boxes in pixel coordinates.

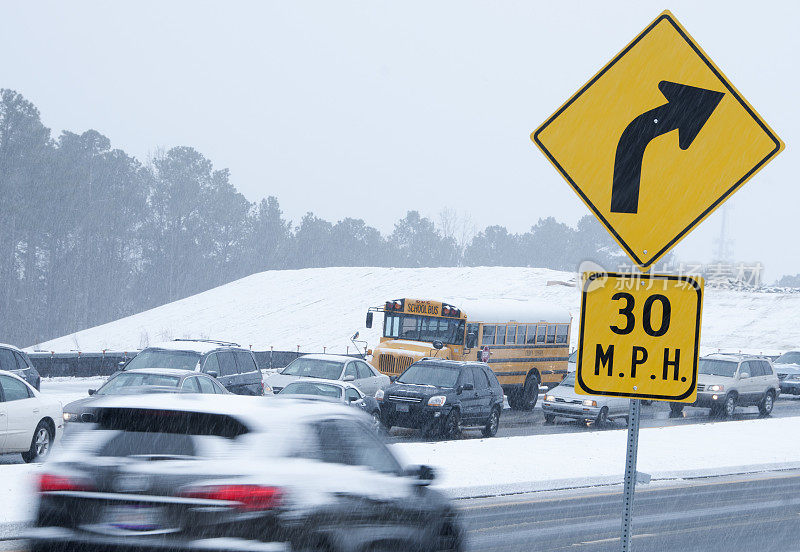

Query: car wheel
[482,407,500,438]
[759,391,775,416]
[22,421,53,463]
[723,394,737,417]
[442,409,462,440]
[436,520,463,552]
[594,407,609,427]
[544,413,556,424]
[669,402,684,413]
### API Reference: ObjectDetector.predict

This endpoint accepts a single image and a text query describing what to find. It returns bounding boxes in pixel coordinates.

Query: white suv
[670,354,780,417]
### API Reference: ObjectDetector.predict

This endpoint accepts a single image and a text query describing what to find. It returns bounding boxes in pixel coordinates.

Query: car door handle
[32,408,40,413]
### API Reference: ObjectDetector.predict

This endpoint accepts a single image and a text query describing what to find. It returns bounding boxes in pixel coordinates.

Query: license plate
[396,403,410,413]
[103,505,163,532]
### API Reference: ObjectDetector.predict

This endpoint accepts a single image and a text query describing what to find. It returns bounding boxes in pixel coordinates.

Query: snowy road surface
[461,470,800,551]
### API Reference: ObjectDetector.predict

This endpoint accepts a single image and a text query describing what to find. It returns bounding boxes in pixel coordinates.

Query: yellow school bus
[366,298,572,410]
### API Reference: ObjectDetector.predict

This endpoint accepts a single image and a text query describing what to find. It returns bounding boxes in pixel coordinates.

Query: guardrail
[27,350,365,377]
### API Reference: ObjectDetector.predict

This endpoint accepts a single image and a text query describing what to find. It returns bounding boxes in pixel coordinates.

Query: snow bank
[394,416,800,497]
[31,266,800,354]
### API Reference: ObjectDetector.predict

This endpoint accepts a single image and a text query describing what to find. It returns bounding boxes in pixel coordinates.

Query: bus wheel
[518,373,539,411]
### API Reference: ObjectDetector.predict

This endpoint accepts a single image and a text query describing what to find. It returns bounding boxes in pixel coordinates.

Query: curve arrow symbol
[610,81,725,214]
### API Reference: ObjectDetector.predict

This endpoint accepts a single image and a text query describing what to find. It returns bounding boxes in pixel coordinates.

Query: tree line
[1,89,624,347]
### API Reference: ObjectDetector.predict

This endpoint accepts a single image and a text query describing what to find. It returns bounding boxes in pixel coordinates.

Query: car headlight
[707,384,724,392]
[544,394,555,402]
[375,389,384,401]
[582,399,597,407]
[428,395,447,407]
[63,412,74,422]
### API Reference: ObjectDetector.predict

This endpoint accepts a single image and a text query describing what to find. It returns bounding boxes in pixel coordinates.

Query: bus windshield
[383,314,465,345]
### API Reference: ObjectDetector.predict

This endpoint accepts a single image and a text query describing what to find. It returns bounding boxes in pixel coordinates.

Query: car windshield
[281,358,344,379]
[125,349,201,371]
[397,364,460,387]
[699,359,738,377]
[775,351,800,365]
[97,372,181,395]
[560,373,576,387]
[279,381,343,398]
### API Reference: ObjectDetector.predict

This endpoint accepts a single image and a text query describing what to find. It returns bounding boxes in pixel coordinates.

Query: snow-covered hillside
[32,267,800,354]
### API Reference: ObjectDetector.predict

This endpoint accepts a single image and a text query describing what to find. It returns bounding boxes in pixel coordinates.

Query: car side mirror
[366,312,373,329]
[348,396,358,403]
[88,389,96,396]
[739,372,750,379]
[343,375,356,382]
[405,464,436,486]
[207,371,219,379]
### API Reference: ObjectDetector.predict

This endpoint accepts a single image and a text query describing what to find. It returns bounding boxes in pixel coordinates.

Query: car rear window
[96,408,249,438]
[99,432,197,458]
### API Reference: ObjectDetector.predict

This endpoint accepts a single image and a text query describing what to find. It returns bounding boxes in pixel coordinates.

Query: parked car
[669,354,780,417]
[277,378,382,430]
[0,370,62,462]
[377,359,504,439]
[0,343,41,390]
[124,339,267,396]
[63,368,229,424]
[542,372,629,425]
[265,354,390,396]
[773,350,800,396]
[29,393,464,552]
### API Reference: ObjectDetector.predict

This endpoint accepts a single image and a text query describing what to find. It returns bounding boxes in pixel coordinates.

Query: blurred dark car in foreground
[62,368,228,424]
[29,394,463,552]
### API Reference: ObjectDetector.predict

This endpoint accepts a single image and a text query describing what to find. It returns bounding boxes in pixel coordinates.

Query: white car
[265,354,390,395]
[541,372,630,426]
[0,370,63,462]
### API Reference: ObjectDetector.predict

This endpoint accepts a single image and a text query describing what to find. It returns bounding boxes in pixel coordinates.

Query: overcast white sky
[1,1,796,279]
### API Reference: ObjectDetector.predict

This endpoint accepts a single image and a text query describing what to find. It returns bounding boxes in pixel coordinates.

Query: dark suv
[376,359,504,439]
[123,339,266,395]
[0,343,41,390]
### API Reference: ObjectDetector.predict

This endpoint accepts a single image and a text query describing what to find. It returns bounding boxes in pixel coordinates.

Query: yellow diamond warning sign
[532,11,784,270]
[576,272,704,402]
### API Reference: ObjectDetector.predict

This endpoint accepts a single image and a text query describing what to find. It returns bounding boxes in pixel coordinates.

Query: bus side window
[546,325,557,344]
[516,325,526,345]
[495,325,507,345]
[507,325,517,346]
[556,324,569,344]
[526,325,537,344]
[482,325,496,346]
[536,324,547,344]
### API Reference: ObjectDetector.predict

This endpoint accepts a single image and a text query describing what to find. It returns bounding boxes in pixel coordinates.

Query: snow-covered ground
[4,415,799,523]
[29,267,800,354]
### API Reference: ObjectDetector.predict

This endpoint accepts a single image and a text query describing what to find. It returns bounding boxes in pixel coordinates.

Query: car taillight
[38,473,93,493]
[181,485,283,511]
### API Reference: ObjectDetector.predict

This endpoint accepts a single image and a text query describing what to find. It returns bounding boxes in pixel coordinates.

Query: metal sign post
[620,398,641,552]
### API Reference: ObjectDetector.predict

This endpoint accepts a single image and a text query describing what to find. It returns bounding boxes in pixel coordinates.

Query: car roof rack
[172,338,241,347]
